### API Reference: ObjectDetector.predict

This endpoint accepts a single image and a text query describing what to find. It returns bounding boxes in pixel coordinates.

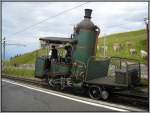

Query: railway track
[2,75,149,111]
[2,75,48,86]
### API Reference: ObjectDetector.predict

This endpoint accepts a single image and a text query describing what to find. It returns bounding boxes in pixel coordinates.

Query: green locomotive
[35,9,148,101]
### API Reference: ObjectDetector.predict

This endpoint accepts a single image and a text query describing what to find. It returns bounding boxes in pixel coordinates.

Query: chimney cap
[84,9,92,19]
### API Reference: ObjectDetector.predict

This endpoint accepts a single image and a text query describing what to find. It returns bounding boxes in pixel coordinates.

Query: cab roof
[39,37,72,44]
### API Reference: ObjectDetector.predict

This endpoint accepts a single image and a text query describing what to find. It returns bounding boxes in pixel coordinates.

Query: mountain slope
[97,29,147,64]
[7,29,148,65]
[6,48,47,65]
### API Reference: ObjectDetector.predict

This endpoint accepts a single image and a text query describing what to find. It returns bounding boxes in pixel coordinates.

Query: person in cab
[50,45,58,62]
[64,43,72,64]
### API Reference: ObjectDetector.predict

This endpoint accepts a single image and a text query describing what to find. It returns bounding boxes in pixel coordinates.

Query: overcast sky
[2,2,148,59]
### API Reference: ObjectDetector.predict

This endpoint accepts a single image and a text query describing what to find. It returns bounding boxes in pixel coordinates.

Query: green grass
[97,29,148,64]
[3,48,48,79]
[7,48,47,66]
[4,67,34,79]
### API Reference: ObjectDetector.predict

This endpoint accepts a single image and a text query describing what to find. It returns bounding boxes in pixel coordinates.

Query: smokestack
[84,9,92,19]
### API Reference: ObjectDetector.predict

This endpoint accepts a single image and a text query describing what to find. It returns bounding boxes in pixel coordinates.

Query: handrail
[110,56,140,63]
[111,56,141,86]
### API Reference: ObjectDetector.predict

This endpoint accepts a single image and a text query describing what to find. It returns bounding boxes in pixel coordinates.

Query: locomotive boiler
[72,9,100,63]
[35,9,148,101]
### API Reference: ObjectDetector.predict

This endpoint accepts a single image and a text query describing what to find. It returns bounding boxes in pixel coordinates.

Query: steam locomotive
[35,9,148,101]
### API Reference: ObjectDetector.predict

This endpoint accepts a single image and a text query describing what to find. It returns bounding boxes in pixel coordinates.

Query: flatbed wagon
[80,56,148,100]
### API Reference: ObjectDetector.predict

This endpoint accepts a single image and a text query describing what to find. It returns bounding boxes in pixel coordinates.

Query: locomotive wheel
[101,90,109,100]
[54,84,61,91]
[88,85,101,100]
[48,76,65,91]
[48,78,54,88]
[48,78,61,90]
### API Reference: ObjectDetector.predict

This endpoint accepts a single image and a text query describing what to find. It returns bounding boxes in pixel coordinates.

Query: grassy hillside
[97,29,147,64]
[6,48,47,66]
[4,67,34,79]
[6,29,148,65]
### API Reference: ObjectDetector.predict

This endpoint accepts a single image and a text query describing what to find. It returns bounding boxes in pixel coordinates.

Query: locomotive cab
[34,36,76,90]
[35,37,73,78]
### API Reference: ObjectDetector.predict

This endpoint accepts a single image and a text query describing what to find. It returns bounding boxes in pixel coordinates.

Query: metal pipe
[94,25,100,57]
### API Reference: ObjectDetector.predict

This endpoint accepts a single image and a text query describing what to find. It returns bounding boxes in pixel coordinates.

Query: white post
[3,37,6,62]
[2,37,6,72]
[104,34,106,58]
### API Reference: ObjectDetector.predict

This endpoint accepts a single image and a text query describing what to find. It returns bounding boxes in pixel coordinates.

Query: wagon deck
[85,76,128,87]
[85,76,148,100]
